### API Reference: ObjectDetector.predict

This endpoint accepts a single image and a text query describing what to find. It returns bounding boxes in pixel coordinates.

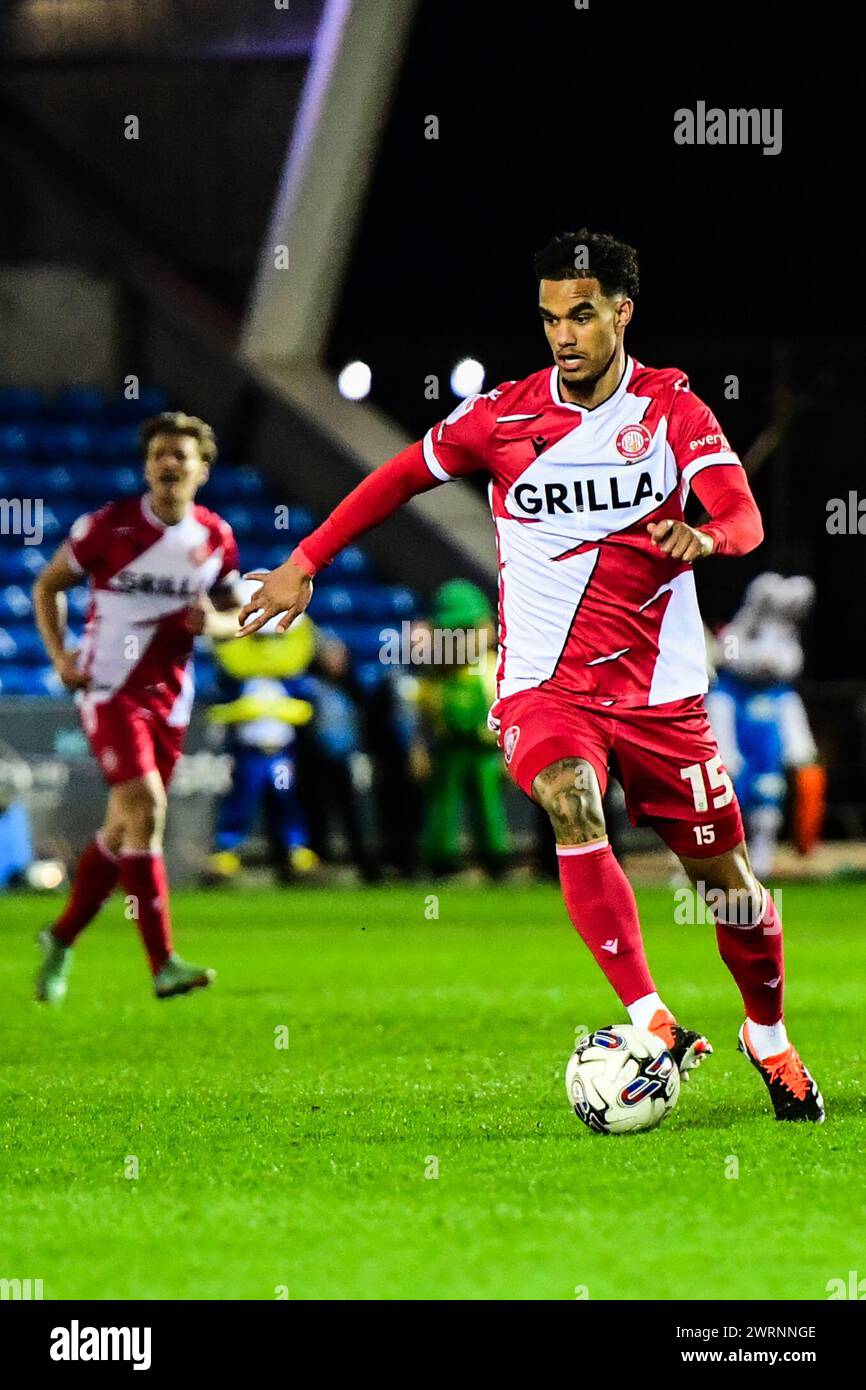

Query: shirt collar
[141,494,192,530]
[549,354,634,414]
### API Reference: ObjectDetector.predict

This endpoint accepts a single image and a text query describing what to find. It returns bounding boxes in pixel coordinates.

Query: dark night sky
[329,0,865,673]
[332,0,861,409]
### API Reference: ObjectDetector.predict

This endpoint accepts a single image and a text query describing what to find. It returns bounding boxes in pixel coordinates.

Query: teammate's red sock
[714,887,784,1025]
[556,840,656,1007]
[118,851,174,974]
[53,833,120,946]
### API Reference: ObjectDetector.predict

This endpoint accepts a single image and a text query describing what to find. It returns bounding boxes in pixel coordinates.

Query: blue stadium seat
[0,387,46,421]
[41,462,135,500]
[64,465,116,501]
[248,502,280,533]
[22,546,50,576]
[0,664,63,696]
[36,425,100,460]
[1,664,29,694]
[37,504,80,541]
[0,463,32,494]
[312,586,356,619]
[67,587,90,620]
[201,467,266,502]
[0,625,44,661]
[0,585,32,619]
[330,546,372,578]
[284,506,315,534]
[308,566,344,589]
[355,660,389,692]
[345,583,418,621]
[97,425,142,460]
[260,507,314,542]
[106,466,141,497]
[220,504,256,537]
[0,464,46,507]
[327,622,388,661]
[50,387,109,421]
[0,549,48,582]
[106,387,170,422]
[0,552,26,582]
[383,585,418,619]
[0,425,34,458]
[44,465,77,496]
[261,544,293,571]
[235,468,267,498]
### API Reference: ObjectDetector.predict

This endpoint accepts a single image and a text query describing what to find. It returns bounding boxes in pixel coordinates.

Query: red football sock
[714,888,784,1025]
[556,840,656,1007]
[53,834,120,946]
[118,851,174,974]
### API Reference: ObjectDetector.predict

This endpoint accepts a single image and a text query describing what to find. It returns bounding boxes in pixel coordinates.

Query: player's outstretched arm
[647,465,764,562]
[237,441,437,635]
[689,463,764,556]
[32,545,90,690]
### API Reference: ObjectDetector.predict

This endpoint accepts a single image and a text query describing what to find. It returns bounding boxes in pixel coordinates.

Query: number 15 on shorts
[680,755,735,846]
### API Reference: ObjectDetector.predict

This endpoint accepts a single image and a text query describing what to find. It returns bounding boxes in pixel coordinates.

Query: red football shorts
[80,692,186,788]
[493,687,744,858]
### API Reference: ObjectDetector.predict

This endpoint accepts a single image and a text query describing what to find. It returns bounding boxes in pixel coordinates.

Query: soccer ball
[565,1025,680,1135]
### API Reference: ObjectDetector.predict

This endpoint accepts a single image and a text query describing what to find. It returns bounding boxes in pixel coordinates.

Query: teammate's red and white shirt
[66,494,240,728]
[421,357,740,709]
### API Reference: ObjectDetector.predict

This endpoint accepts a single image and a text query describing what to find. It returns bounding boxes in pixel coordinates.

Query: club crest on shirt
[503,724,520,764]
[615,423,652,461]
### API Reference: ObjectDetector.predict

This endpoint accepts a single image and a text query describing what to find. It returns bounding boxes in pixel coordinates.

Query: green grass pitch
[1,881,863,1300]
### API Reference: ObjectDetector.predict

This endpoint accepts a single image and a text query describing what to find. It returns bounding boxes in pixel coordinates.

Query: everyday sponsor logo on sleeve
[689,432,729,452]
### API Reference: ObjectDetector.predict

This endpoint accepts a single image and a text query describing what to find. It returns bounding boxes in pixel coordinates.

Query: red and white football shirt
[66,495,240,727]
[422,357,740,708]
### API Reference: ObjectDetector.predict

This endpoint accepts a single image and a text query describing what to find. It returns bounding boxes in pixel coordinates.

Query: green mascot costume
[418,580,510,877]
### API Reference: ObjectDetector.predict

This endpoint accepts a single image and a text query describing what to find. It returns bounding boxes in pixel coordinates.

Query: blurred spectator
[205,605,319,885]
[361,643,425,878]
[416,581,509,878]
[296,636,380,882]
[708,573,825,879]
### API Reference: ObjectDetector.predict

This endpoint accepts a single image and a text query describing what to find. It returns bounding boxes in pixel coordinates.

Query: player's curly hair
[533,230,640,299]
[139,411,218,465]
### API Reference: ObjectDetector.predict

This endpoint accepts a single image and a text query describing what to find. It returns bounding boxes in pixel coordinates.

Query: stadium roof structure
[0,0,496,589]
[240,0,496,583]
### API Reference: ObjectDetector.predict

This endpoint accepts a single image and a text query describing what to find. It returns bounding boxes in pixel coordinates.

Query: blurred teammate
[708,573,825,879]
[237,231,824,1121]
[32,412,244,1002]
